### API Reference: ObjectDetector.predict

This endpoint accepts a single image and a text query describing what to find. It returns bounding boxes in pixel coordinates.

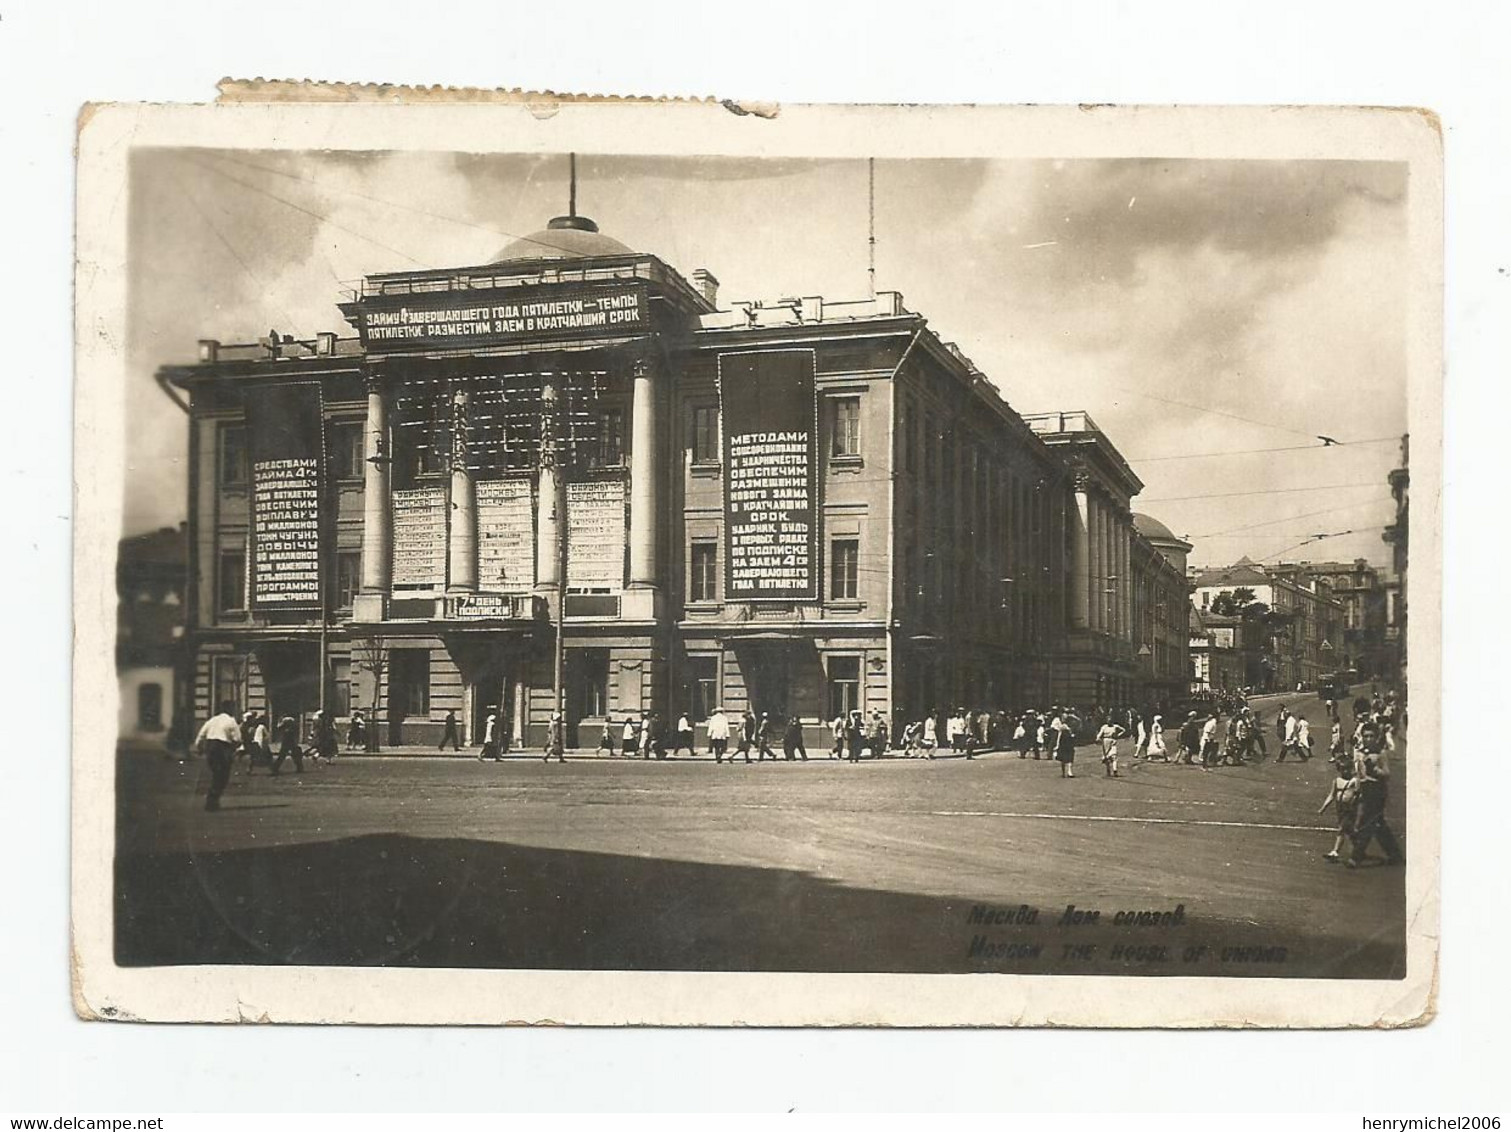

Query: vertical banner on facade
[718,350,817,601]
[476,478,536,591]
[391,486,447,588]
[566,479,627,590]
[245,382,324,610]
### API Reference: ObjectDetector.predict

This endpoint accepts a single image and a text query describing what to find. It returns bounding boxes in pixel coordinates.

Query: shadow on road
[115,832,1404,977]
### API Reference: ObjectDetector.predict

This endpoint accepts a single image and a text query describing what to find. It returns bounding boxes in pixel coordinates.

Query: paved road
[115,686,1408,978]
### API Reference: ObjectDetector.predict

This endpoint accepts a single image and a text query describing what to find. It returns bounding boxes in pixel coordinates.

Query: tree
[1210,587,1258,617]
[352,634,388,752]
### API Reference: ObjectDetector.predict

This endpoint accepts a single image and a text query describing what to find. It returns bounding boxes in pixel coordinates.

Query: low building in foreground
[158,209,1193,749]
[117,524,188,747]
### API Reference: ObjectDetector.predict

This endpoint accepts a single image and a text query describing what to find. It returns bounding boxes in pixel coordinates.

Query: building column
[629,355,660,588]
[1120,521,1131,643]
[536,373,563,589]
[447,386,477,593]
[1092,497,1106,634]
[359,376,391,596]
[1071,474,1091,630]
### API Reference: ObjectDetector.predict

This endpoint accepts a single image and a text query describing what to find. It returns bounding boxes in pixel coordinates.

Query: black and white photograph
[74,101,1441,1027]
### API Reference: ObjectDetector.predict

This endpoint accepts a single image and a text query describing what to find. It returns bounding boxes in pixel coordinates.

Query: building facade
[1022,412,1148,706]
[1187,607,1247,694]
[1191,557,1345,691]
[1130,513,1194,699]
[117,524,188,746]
[1282,558,1391,678]
[1382,433,1409,683]
[161,211,1191,749]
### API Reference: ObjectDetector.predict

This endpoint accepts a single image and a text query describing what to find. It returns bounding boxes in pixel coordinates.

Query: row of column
[1069,474,1132,643]
[358,359,662,602]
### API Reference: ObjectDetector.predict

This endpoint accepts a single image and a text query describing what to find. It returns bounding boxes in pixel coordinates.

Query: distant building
[1131,512,1193,700]
[1190,556,1344,691]
[1188,606,1247,693]
[117,524,188,746]
[1279,558,1391,678]
[1382,434,1409,683]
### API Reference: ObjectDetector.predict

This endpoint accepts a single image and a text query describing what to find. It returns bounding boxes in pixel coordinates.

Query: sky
[124,150,1409,569]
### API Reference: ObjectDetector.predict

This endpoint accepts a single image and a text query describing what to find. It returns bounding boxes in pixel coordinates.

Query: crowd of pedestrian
[191,684,1405,874]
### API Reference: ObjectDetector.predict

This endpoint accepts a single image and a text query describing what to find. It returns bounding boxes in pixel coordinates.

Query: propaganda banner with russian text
[245,381,325,610]
[356,282,649,351]
[718,350,817,602]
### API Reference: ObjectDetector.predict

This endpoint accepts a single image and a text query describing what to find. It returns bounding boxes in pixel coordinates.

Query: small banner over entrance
[245,381,324,610]
[718,350,818,601]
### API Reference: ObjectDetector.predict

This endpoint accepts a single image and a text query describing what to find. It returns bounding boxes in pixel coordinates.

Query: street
[115,690,1407,978]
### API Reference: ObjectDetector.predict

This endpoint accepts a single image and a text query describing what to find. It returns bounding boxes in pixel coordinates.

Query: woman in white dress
[1146,714,1167,761]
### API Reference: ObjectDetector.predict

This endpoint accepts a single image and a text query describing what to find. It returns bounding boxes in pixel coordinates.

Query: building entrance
[255,642,320,726]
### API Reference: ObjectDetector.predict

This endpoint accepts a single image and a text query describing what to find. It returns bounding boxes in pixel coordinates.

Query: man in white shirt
[194,701,242,812]
[1200,712,1221,768]
[706,708,731,763]
[673,712,696,757]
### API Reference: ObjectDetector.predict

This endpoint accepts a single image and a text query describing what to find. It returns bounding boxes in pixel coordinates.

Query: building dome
[1132,512,1178,542]
[490,214,635,263]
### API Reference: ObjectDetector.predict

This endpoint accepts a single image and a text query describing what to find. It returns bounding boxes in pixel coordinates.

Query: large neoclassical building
[160,207,1191,749]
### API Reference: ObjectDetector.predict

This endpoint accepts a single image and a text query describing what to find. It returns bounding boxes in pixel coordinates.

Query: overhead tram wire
[1192,498,1392,539]
[172,177,302,332]
[202,151,609,262]
[1138,481,1386,504]
[1255,526,1387,563]
[184,155,434,270]
[1106,383,1349,444]
[1124,435,1401,463]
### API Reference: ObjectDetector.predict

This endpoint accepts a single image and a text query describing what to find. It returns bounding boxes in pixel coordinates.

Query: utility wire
[173,178,302,331]
[1125,435,1400,463]
[1257,527,1384,563]
[1107,383,1346,444]
[203,151,592,261]
[183,155,433,269]
[1191,499,1391,539]
[1140,481,1385,504]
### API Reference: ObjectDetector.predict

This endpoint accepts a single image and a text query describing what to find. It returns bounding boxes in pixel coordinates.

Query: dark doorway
[471,669,508,752]
[738,642,791,719]
[257,643,319,726]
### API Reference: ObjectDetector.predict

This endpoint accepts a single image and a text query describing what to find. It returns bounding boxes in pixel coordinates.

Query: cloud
[120,152,1409,571]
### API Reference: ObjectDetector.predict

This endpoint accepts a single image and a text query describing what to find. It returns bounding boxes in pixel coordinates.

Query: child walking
[1317,753,1360,862]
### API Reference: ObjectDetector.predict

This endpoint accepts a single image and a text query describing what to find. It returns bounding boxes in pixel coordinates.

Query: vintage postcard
[74,98,1441,1026]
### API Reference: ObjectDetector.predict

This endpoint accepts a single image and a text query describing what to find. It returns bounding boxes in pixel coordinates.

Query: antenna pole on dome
[569,152,577,219]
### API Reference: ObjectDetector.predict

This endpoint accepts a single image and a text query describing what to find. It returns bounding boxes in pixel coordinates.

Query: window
[220,425,247,488]
[330,421,365,480]
[688,654,719,722]
[831,397,861,458]
[830,538,859,601]
[389,649,431,717]
[595,406,625,468]
[689,540,718,603]
[331,658,351,717]
[211,655,246,716]
[336,551,362,610]
[827,656,861,720]
[217,549,246,613]
[691,404,720,465]
[137,683,163,731]
[569,649,609,719]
